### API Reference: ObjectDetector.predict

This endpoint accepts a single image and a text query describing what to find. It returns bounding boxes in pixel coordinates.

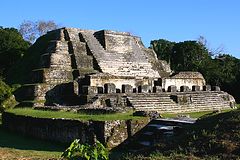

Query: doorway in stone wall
[154,78,162,86]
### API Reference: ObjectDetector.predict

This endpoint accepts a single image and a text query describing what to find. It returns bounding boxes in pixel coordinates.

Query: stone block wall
[89,74,154,92]
[2,112,150,148]
[2,112,92,144]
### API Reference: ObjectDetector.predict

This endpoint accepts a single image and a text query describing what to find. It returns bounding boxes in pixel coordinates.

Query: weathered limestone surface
[192,85,201,91]
[80,30,160,78]
[203,85,211,91]
[122,84,133,93]
[104,83,116,93]
[163,72,206,91]
[168,85,177,92]
[88,73,154,90]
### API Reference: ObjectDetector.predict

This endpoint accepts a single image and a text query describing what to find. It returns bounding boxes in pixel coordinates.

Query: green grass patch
[161,109,234,119]
[161,111,213,119]
[236,103,240,108]
[0,123,65,159]
[6,108,143,121]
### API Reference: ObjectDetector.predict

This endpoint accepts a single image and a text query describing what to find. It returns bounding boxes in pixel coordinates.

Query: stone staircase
[80,30,159,78]
[80,30,106,61]
[127,91,232,113]
[189,91,231,110]
[99,61,159,77]
[127,118,195,151]
[127,93,180,112]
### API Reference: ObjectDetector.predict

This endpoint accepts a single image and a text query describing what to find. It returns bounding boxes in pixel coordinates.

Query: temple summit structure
[16,28,236,113]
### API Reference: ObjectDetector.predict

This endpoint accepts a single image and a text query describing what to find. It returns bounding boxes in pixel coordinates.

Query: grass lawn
[6,108,143,121]
[0,114,64,160]
[6,107,235,122]
[161,108,234,119]
[0,115,65,159]
[161,111,213,118]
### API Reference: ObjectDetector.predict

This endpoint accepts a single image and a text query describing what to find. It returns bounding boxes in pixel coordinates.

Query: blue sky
[1,0,240,58]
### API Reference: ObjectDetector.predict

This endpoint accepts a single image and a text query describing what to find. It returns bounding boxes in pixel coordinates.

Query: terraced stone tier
[127,91,234,113]
[127,93,180,112]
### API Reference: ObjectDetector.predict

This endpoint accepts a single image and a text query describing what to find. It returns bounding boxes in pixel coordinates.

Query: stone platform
[14,27,236,113]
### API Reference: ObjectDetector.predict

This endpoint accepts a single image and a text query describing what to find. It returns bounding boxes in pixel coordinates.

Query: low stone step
[129,98,172,100]
[131,102,176,105]
[138,141,152,146]
[133,104,179,108]
[142,131,154,136]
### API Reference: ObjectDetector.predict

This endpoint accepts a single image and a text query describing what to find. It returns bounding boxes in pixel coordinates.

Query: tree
[150,39,175,62]
[212,54,240,101]
[19,20,58,43]
[62,139,109,160]
[171,41,211,72]
[0,27,30,76]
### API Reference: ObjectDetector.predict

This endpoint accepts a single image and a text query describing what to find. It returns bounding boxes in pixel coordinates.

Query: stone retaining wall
[2,112,149,148]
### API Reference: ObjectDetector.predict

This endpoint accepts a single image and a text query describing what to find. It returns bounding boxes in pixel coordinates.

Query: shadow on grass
[0,125,66,152]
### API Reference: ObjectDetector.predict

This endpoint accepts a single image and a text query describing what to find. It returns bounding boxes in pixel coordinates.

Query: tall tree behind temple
[0,27,30,77]
[150,40,211,72]
[211,54,240,100]
[150,39,175,62]
[171,41,211,72]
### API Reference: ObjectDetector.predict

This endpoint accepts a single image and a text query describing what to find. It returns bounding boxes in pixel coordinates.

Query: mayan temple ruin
[16,27,236,113]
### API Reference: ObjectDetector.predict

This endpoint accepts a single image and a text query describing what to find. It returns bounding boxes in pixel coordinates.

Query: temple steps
[80,30,106,61]
[127,91,232,113]
[128,94,179,112]
[128,119,195,150]
[80,30,159,78]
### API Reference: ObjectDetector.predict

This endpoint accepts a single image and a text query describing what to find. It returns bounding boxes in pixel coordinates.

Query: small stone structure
[15,27,235,112]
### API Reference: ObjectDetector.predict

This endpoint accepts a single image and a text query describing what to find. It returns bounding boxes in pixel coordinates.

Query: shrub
[61,139,109,160]
[0,80,17,112]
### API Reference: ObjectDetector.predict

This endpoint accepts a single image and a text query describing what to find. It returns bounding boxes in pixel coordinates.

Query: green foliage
[0,123,64,159]
[62,139,109,160]
[171,41,210,72]
[202,54,240,102]
[150,39,175,62]
[0,79,17,112]
[179,109,240,157]
[0,26,30,77]
[150,39,210,72]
